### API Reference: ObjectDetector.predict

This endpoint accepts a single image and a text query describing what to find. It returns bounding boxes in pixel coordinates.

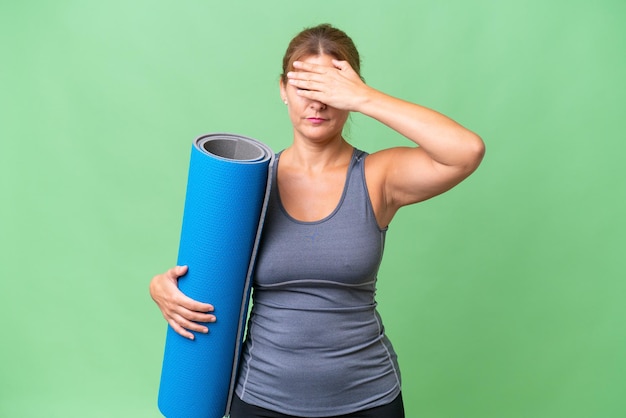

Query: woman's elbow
[463,131,486,172]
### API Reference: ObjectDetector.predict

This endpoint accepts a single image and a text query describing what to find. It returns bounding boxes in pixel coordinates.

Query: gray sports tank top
[235,149,401,417]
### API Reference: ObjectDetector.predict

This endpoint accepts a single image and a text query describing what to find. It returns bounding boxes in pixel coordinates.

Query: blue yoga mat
[158,133,274,418]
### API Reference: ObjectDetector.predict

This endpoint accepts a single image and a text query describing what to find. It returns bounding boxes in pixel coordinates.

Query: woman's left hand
[286,59,370,111]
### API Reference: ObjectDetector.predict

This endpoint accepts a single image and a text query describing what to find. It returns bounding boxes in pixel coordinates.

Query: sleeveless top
[235,149,401,417]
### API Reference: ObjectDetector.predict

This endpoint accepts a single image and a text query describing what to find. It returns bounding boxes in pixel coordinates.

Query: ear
[279,79,287,103]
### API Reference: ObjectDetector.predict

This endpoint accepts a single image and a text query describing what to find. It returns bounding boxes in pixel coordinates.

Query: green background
[1,1,624,417]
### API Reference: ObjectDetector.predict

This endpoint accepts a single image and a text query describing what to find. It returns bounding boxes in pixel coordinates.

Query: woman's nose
[309,100,327,111]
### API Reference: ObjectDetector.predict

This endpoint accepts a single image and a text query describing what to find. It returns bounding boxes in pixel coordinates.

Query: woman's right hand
[149,265,216,340]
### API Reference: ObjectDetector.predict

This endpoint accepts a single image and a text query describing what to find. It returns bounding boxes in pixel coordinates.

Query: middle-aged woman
[150,24,485,418]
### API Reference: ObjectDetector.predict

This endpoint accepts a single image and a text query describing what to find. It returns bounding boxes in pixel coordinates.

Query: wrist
[354,85,386,115]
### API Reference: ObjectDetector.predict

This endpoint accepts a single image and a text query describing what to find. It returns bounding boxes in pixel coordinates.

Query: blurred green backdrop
[1,1,624,417]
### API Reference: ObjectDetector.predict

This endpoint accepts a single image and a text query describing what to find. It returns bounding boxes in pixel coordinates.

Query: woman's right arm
[149,265,216,340]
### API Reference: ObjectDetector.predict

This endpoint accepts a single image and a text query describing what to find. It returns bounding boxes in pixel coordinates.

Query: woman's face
[280,54,350,144]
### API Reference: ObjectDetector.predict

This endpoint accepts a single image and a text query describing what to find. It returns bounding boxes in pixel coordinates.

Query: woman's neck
[283,137,353,173]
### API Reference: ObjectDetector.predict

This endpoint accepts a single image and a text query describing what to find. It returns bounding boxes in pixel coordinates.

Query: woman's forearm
[356,87,485,168]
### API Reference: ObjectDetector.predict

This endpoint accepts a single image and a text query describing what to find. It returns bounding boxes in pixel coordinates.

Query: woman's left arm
[288,59,485,214]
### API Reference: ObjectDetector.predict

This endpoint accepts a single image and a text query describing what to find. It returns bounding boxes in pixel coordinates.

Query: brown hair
[280,23,362,84]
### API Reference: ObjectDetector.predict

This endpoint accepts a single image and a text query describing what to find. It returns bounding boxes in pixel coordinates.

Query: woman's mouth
[307,117,326,124]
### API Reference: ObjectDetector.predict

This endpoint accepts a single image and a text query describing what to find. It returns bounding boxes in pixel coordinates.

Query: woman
[150,24,485,418]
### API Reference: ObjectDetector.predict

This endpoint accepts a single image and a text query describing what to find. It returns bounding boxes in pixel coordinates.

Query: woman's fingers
[292,59,327,73]
[167,310,214,340]
[288,60,332,86]
[165,317,196,340]
[172,302,216,325]
[157,265,214,314]
[290,59,353,80]
[331,59,349,71]
[166,287,216,339]
[175,289,215,314]
[150,265,217,339]
[170,264,188,278]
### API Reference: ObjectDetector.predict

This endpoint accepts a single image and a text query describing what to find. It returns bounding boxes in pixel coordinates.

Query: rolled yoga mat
[158,133,274,418]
